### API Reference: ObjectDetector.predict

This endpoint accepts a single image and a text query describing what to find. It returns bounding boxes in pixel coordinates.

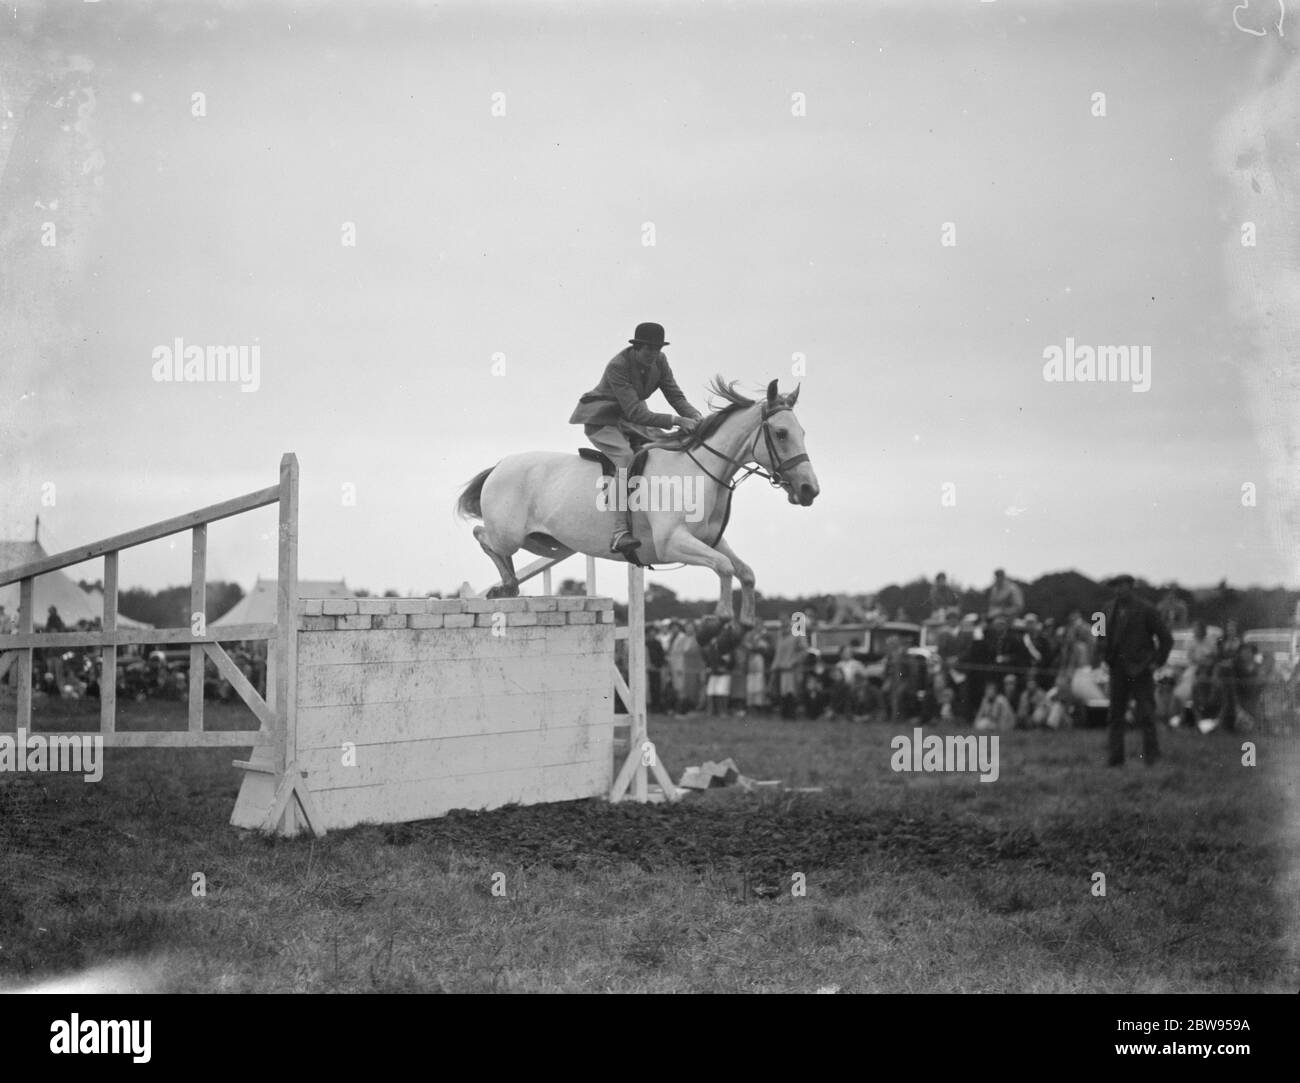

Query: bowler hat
[629,322,669,347]
[1109,574,1135,588]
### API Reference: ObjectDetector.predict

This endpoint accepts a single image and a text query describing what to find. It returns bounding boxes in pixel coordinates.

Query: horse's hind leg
[474,525,520,597]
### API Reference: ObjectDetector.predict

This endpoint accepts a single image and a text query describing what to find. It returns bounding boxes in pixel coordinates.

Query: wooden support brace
[610,731,680,804]
[262,761,326,838]
[203,643,274,729]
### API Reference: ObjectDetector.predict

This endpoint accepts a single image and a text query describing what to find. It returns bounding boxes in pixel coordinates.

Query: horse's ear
[787,383,800,407]
[766,378,779,404]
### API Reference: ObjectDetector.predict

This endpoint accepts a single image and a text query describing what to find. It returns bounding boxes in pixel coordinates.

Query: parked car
[811,621,929,684]
[812,620,921,660]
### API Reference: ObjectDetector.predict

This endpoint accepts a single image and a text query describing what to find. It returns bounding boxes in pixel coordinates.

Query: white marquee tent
[1,541,156,630]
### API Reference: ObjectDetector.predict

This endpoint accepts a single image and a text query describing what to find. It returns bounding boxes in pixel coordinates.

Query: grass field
[1,694,1296,993]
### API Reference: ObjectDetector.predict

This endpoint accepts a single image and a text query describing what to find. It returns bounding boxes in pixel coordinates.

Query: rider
[569,322,703,554]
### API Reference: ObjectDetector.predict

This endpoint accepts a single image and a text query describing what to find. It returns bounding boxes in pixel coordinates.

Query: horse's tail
[456,465,496,521]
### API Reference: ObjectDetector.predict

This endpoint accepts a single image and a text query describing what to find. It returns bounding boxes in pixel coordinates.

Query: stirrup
[610,529,641,554]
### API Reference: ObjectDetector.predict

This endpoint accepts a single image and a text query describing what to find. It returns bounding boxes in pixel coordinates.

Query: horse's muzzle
[787,481,818,506]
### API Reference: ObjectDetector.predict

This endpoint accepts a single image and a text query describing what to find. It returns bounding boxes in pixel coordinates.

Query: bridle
[685,400,810,494]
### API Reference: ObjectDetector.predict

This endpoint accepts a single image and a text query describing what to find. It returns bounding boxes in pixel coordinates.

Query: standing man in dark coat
[1094,575,1173,767]
[569,322,703,555]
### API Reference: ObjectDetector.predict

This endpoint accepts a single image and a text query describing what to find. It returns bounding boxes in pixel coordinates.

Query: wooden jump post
[604,563,678,805]
[229,454,323,837]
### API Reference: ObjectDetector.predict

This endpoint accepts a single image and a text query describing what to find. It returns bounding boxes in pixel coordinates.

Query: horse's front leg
[713,538,756,627]
[657,528,737,621]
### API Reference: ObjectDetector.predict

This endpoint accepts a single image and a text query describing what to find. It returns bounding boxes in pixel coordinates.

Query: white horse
[457,377,819,625]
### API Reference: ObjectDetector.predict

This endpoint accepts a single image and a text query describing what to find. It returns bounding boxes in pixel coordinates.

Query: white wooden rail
[0,454,298,754]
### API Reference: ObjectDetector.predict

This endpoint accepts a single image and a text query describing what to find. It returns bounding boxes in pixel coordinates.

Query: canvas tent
[0,539,101,628]
[211,578,354,626]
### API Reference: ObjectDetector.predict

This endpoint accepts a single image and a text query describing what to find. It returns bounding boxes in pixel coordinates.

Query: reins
[684,402,809,494]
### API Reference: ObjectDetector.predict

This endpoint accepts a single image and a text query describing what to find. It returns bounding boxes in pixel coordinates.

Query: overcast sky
[2,0,1297,605]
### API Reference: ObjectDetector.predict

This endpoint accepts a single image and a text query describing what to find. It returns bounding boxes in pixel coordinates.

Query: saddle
[578,445,653,479]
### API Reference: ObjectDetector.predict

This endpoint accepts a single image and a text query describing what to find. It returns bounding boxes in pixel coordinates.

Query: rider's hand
[675,415,699,433]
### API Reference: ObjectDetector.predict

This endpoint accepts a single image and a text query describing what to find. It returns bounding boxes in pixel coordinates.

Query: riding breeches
[584,422,664,470]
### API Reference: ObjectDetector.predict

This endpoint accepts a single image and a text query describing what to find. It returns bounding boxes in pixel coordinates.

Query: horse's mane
[646,376,758,452]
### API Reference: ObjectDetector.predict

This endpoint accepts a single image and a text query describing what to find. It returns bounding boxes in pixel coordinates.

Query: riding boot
[611,508,641,554]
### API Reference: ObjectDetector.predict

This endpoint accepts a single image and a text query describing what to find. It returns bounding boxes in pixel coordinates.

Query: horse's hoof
[487,584,519,599]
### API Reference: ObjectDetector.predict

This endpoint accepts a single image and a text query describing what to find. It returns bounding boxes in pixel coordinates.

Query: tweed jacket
[569,348,702,430]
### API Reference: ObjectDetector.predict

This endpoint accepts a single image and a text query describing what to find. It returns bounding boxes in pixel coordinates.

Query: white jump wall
[292,595,616,831]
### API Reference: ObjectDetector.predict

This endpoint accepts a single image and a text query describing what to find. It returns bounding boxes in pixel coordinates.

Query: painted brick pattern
[295,595,618,631]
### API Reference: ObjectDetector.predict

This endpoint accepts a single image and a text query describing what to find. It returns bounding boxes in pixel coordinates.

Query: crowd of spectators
[6,582,1292,732]
[0,604,266,704]
[632,571,1294,733]
[640,618,777,718]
